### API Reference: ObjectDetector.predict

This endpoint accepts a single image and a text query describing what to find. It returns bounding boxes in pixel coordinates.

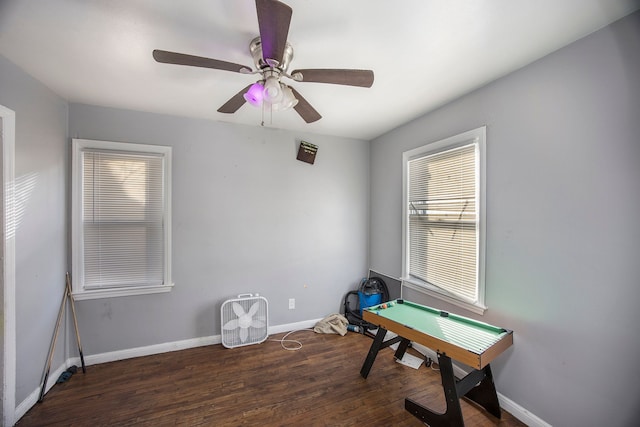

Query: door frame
[1,104,17,426]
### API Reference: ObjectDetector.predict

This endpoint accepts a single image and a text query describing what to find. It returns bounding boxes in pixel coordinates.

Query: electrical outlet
[288,298,295,309]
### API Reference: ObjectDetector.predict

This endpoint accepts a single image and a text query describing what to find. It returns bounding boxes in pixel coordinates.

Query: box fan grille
[221,293,268,348]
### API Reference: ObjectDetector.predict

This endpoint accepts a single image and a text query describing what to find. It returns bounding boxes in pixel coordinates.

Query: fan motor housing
[250,36,293,72]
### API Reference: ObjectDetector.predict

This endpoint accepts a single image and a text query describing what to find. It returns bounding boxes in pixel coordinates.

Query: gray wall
[370,11,640,427]
[0,55,69,405]
[68,104,370,354]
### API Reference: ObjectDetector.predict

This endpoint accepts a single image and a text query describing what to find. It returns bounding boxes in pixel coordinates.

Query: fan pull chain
[260,102,275,127]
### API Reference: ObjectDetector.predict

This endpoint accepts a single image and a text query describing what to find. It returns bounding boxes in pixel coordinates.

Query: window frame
[401,127,487,314]
[71,138,173,300]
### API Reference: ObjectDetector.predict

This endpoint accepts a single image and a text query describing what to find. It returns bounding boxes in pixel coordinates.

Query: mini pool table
[360,299,513,426]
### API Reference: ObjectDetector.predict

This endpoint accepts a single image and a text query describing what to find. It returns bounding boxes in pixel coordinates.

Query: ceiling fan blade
[217,84,253,114]
[153,50,251,73]
[291,69,374,88]
[290,87,322,123]
[255,0,292,66]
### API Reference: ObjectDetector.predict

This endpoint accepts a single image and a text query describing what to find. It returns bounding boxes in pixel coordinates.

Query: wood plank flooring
[17,331,525,426]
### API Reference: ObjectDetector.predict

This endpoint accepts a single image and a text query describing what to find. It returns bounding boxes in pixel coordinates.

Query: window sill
[401,279,487,315]
[72,283,174,300]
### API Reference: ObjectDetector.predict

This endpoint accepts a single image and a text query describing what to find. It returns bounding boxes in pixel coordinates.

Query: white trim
[80,318,322,365]
[71,138,173,300]
[78,319,322,365]
[402,279,487,315]
[401,126,487,314]
[499,393,552,427]
[72,282,174,300]
[14,363,67,422]
[81,334,221,366]
[410,343,550,427]
[1,105,16,427]
[268,318,322,335]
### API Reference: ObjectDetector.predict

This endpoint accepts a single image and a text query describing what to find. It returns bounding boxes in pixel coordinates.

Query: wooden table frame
[359,300,513,427]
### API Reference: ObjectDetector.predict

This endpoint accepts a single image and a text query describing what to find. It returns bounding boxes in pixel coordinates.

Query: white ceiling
[1,0,638,140]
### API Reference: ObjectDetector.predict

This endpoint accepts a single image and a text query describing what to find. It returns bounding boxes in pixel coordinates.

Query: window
[402,127,486,314]
[72,139,173,300]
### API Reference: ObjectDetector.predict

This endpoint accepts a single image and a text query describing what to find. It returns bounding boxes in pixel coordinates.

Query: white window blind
[407,143,478,302]
[83,150,165,288]
[72,138,172,299]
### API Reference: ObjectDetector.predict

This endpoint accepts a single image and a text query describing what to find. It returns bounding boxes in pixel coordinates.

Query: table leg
[359,327,387,379]
[405,353,464,427]
[393,338,411,361]
[463,364,501,419]
[405,353,502,426]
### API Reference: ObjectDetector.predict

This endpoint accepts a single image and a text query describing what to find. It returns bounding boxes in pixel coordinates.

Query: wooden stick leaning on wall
[38,280,67,402]
[66,272,86,374]
[38,272,86,402]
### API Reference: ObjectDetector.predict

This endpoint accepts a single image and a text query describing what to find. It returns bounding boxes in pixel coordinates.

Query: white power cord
[268,329,315,351]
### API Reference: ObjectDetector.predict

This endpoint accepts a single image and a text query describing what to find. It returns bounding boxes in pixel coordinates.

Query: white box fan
[221,293,269,348]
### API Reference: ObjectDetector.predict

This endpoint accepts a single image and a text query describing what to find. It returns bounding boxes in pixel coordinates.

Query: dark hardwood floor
[18,331,525,426]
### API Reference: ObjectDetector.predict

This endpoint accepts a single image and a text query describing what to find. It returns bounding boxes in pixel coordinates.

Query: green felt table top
[364,300,510,354]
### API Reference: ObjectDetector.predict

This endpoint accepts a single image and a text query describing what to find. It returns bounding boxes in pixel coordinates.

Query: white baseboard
[79,319,322,367]
[410,343,551,427]
[268,318,322,335]
[498,393,551,427]
[15,363,68,423]
[82,335,221,366]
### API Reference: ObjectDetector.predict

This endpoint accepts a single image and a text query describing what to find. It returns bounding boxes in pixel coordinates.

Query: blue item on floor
[358,291,382,311]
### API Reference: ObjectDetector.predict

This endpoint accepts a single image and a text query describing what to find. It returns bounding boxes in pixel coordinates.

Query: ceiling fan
[152,0,374,123]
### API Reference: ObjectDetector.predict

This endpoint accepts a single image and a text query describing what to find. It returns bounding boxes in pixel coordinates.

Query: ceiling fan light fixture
[263,75,283,104]
[273,84,298,111]
[243,82,265,107]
